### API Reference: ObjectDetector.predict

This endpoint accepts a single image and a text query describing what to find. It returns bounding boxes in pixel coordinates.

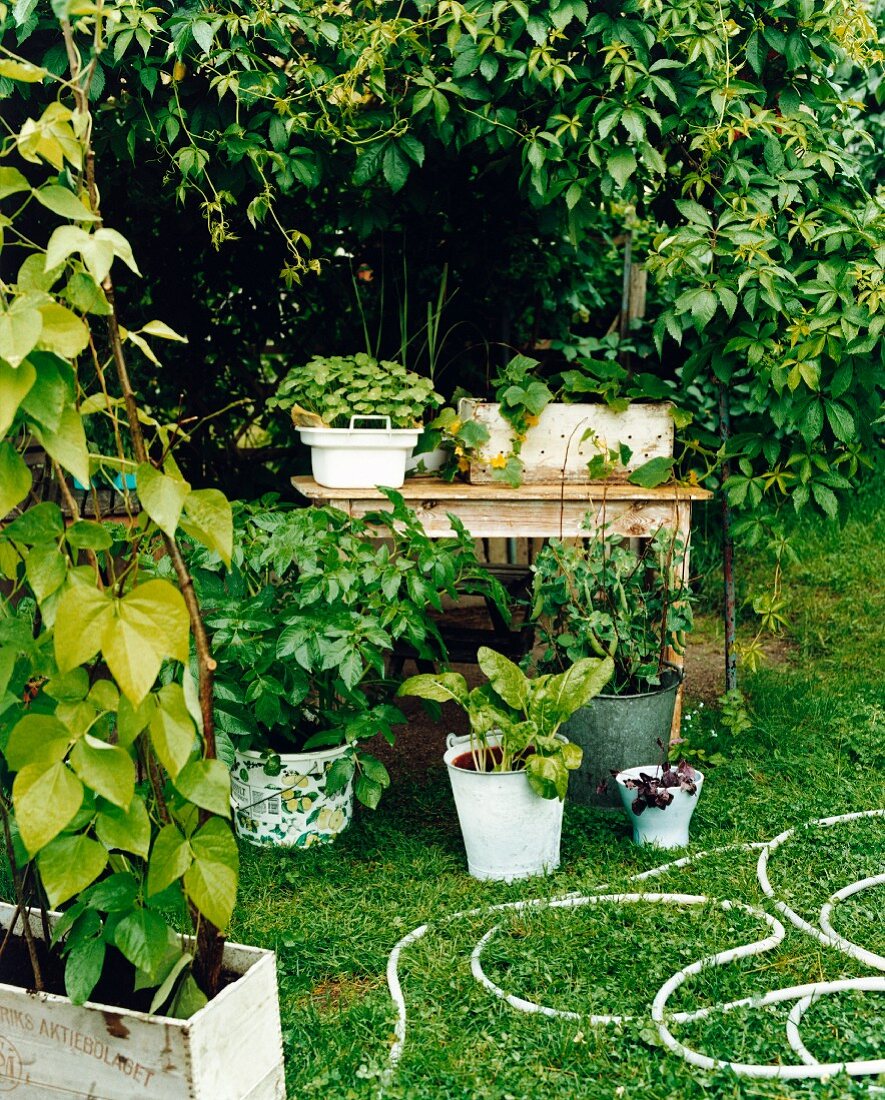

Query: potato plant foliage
[0,4,237,1013]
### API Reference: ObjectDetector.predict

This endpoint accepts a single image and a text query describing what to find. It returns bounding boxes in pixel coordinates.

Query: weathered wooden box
[458,399,674,483]
[0,903,286,1099]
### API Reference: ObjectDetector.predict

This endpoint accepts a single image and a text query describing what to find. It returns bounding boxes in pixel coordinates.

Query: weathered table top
[292,476,712,539]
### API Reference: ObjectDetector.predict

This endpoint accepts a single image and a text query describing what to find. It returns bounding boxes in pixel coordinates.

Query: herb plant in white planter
[529,525,694,807]
[270,353,443,488]
[614,751,704,849]
[398,647,613,881]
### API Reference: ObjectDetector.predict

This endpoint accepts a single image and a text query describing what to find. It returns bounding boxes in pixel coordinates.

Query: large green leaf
[627,456,676,489]
[65,936,106,1005]
[180,489,233,566]
[174,758,231,817]
[37,834,107,906]
[0,166,30,199]
[146,823,193,896]
[13,760,83,855]
[36,302,90,359]
[70,735,134,809]
[32,184,100,223]
[396,671,468,705]
[103,580,190,704]
[54,583,113,671]
[25,542,67,603]
[477,647,529,710]
[525,753,568,800]
[4,714,71,770]
[114,909,171,981]
[183,817,238,931]
[149,683,197,778]
[0,359,36,439]
[136,462,191,538]
[0,442,32,515]
[542,656,614,724]
[94,797,150,858]
[0,299,43,369]
[35,403,90,486]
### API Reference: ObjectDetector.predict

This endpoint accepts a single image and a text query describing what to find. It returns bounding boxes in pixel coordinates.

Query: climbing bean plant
[0,4,236,1011]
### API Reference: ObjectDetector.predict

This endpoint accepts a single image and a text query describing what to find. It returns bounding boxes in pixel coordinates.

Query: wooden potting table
[292,476,713,736]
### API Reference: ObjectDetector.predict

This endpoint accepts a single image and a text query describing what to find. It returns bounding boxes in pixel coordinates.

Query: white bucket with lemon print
[230,744,355,848]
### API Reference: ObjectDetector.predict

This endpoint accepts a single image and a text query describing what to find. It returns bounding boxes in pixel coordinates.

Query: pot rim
[235,743,351,765]
[613,763,704,786]
[594,662,684,701]
[297,425,422,438]
[443,732,568,776]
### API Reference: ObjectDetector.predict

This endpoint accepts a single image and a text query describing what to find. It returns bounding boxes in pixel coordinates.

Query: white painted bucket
[230,744,354,848]
[614,764,704,849]
[298,416,422,489]
[444,733,565,882]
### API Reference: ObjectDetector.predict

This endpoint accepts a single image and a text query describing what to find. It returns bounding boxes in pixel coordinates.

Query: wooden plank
[292,476,712,504]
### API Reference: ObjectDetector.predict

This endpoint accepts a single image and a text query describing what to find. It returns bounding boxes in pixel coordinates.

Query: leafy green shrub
[189,491,508,809]
[270,353,442,429]
[529,527,694,695]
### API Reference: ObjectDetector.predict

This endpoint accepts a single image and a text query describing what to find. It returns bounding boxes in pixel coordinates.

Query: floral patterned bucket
[230,744,354,848]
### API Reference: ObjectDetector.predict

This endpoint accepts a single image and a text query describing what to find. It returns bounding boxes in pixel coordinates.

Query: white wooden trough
[0,903,286,1099]
[458,399,674,483]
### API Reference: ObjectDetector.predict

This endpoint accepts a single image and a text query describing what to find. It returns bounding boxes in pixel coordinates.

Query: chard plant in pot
[614,742,704,850]
[0,14,284,1097]
[269,352,443,489]
[529,524,694,808]
[188,491,508,849]
[398,647,613,881]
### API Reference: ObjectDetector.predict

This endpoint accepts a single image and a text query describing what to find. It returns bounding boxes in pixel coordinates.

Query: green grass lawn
[234,474,885,1100]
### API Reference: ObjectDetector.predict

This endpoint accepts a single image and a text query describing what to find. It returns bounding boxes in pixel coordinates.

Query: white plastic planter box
[0,903,285,1099]
[458,399,674,483]
[615,764,704,849]
[298,417,421,489]
[444,733,564,881]
[231,744,354,848]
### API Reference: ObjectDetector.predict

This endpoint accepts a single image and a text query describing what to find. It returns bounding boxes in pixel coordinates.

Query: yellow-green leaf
[147,823,193,896]
[4,714,71,771]
[95,797,150,858]
[37,303,90,358]
[0,441,32,515]
[13,761,83,855]
[0,358,36,439]
[0,167,30,200]
[102,579,190,704]
[32,184,100,223]
[35,403,90,486]
[0,299,43,368]
[174,758,231,817]
[139,320,187,342]
[70,735,135,809]
[54,581,113,671]
[180,488,232,566]
[38,834,107,907]
[136,462,191,538]
[183,817,238,931]
[149,683,197,778]
[0,59,47,82]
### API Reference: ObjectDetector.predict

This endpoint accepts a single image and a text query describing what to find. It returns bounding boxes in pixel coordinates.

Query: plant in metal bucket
[399,647,613,799]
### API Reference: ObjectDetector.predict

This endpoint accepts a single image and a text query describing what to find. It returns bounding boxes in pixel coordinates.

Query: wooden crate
[458,399,674,484]
[0,904,286,1099]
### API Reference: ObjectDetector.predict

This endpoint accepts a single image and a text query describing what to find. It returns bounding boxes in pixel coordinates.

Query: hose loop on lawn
[383,810,885,1091]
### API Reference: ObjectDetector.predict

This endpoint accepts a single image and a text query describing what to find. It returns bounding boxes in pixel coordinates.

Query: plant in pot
[398,647,613,881]
[528,524,694,808]
[188,492,509,848]
[269,352,443,489]
[0,14,284,1095]
[613,742,704,849]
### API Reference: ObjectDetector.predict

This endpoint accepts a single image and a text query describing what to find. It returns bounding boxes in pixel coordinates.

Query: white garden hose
[383,810,885,1090]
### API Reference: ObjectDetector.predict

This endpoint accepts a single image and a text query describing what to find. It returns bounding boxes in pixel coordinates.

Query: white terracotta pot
[615,764,704,849]
[298,416,421,488]
[444,733,565,882]
[0,903,284,1099]
[231,744,354,848]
